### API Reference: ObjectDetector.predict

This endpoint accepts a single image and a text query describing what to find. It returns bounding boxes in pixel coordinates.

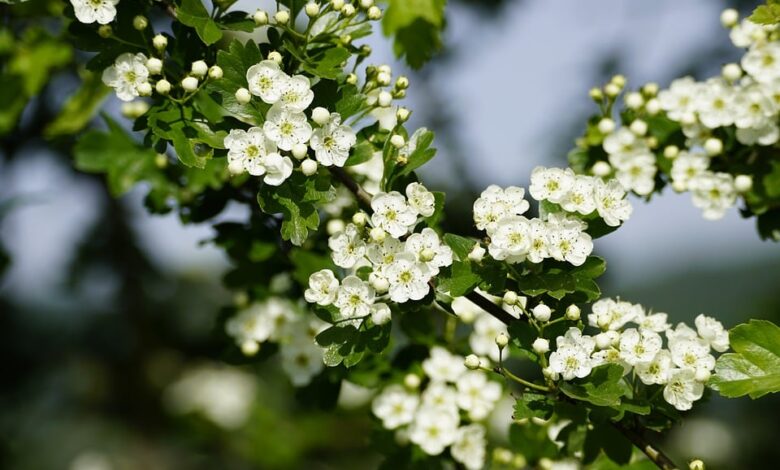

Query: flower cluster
[371,346,502,469]
[546,297,729,411]
[225,297,328,386]
[472,169,631,267]
[305,182,451,324]
[70,0,119,25]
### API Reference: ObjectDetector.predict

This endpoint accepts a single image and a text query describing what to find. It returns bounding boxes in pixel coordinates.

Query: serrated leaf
[513,392,554,420]
[559,364,628,407]
[443,233,476,260]
[750,3,780,24]
[177,0,223,45]
[710,319,780,399]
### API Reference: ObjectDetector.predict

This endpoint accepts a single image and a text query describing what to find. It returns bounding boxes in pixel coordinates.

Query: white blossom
[263,104,313,151]
[328,223,366,268]
[658,76,701,122]
[670,339,716,372]
[635,350,673,385]
[455,371,502,421]
[371,191,417,238]
[529,167,575,203]
[588,298,639,331]
[280,338,324,386]
[334,275,375,322]
[406,183,436,217]
[487,215,531,263]
[549,344,593,381]
[409,406,459,455]
[310,113,356,166]
[451,424,487,470]
[386,252,431,303]
[278,74,314,111]
[694,314,730,352]
[71,0,119,25]
[304,269,339,305]
[423,346,467,383]
[663,368,704,411]
[469,312,508,362]
[372,385,419,430]
[261,153,293,186]
[618,328,663,366]
[404,228,453,274]
[689,172,737,220]
[102,52,149,102]
[593,179,632,227]
[670,151,709,191]
[742,42,780,84]
[224,127,279,176]
[246,60,285,103]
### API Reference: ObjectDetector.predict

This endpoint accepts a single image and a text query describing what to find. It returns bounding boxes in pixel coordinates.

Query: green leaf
[345,140,376,166]
[513,392,554,420]
[443,233,476,260]
[44,70,109,138]
[207,39,266,124]
[146,102,218,168]
[559,364,628,407]
[750,3,780,24]
[177,0,223,45]
[583,423,633,465]
[382,0,446,68]
[438,261,481,297]
[395,129,436,178]
[710,319,780,399]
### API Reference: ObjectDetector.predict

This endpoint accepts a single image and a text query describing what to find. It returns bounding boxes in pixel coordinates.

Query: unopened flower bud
[376,71,391,86]
[390,134,405,148]
[340,34,352,46]
[370,227,386,242]
[132,15,148,31]
[327,219,345,235]
[369,272,389,293]
[253,9,269,25]
[611,74,626,88]
[595,332,612,350]
[311,106,331,125]
[153,34,167,51]
[235,87,251,104]
[565,304,581,321]
[208,65,223,79]
[672,179,687,192]
[181,76,199,92]
[532,303,552,322]
[704,137,723,156]
[367,6,382,20]
[404,373,421,389]
[292,143,308,160]
[689,459,706,470]
[629,119,647,136]
[532,338,550,354]
[695,368,711,383]
[241,340,259,356]
[503,290,519,306]
[156,79,171,95]
[378,65,392,75]
[663,145,680,159]
[592,161,612,176]
[146,58,163,75]
[589,87,603,101]
[464,354,481,370]
[720,8,738,28]
[331,0,345,10]
[305,2,320,17]
[301,158,318,176]
[342,4,356,16]
[722,63,742,82]
[597,118,615,134]
[645,98,661,115]
[625,92,644,109]
[346,73,358,85]
[378,90,393,107]
[268,51,283,63]
[735,174,753,192]
[604,83,621,97]
[496,332,509,349]
[136,81,152,96]
[352,212,369,227]
[360,0,374,7]
[468,243,486,262]
[274,10,290,24]
[191,60,208,77]
[396,107,410,123]
[419,248,435,262]
[98,25,112,38]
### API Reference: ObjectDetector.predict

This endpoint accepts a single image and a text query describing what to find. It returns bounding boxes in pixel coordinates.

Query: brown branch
[612,421,678,470]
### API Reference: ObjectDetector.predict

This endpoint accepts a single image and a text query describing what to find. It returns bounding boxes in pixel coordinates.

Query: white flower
[556,327,596,354]
[689,172,737,220]
[304,269,339,306]
[736,121,780,145]
[246,60,285,103]
[371,191,417,238]
[590,347,632,375]
[730,19,766,48]
[527,219,550,263]
[386,253,431,303]
[618,328,663,366]
[666,322,699,347]
[613,154,657,196]
[263,104,313,151]
[310,112,356,166]
[366,237,404,276]
[404,228,453,275]
[472,185,530,232]
[546,220,593,266]
[593,179,632,227]
[663,368,704,411]
[225,298,297,349]
[261,153,293,186]
[409,406,459,455]
[635,350,672,385]
[694,314,730,352]
[694,78,736,128]
[742,42,780,84]
[529,167,575,203]
[734,84,777,129]
[372,385,419,430]
[588,298,639,331]
[224,127,279,176]
[423,346,467,383]
[451,424,487,470]
[549,344,592,381]
[371,303,392,325]
[670,151,709,191]
[670,339,716,372]
[421,382,459,414]
[603,128,651,167]
[559,175,597,215]
[334,275,375,322]
[102,52,149,102]
[280,339,324,386]
[328,223,366,268]
[658,76,701,122]
[278,74,314,111]
[455,371,502,421]
[469,313,508,362]
[71,0,119,25]
[634,310,671,333]
[406,183,436,217]
[487,215,531,263]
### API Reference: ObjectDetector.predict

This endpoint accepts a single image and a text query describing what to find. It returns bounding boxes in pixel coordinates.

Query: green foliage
[559,364,629,407]
[382,0,446,68]
[208,39,266,124]
[711,319,780,399]
[750,1,780,24]
[177,0,224,45]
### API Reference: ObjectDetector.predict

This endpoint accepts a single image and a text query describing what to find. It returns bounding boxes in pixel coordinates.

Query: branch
[327,164,678,470]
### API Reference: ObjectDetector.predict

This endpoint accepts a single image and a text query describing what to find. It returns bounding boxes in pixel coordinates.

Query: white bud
[604,83,621,97]
[630,119,647,136]
[643,82,659,96]
[228,159,244,175]
[360,0,374,8]
[663,145,679,159]
[253,9,269,25]
[369,272,389,293]
[419,248,436,262]
[133,15,148,31]
[305,2,319,17]
[376,71,391,86]
[589,87,603,100]
[396,107,410,123]
[595,333,612,350]
[722,63,742,82]
[597,118,615,134]
[689,459,706,470]
[720,8,738,28]
[208,65,223,79]
[464,354,481,370]
[672,179,687,192]
[350,213,368,228]
[704,137,723,156]
[591,160,612,177]
[611,74,626,88]
[694,368,711,383]
[331,0,345,10]
[136,81,152,96]
[311,106,331,125]
[645,98,661,115]
[292,143,308,160]
[155,79,171,95]
[191,60,208,77]
[241,340,259,356]
[146,58,163,75]
[182,76,199,92]
[503,290,519,306]
[625,92,644,109]
[565,304,581,321]
[532,304,552,322]
[735,174,753,192]
[235,87,252,104]
[468,243,486,262]
[346,73,358,85]
[301,158,318,176]
[378,90,393,107]
[605,330,620,346]
[153,34,168,51]
[367,6,382,20]
[274,10,290,24]
[370,227,386,242]
[341,4,356,16]
[390,134,405,148]
[495,332,509,349]
[378,64,392,75]
[268,51,283,63]
[404,373,421,389]
[542,367,557,379]
[532,338,550,354]
[326,219,345,235]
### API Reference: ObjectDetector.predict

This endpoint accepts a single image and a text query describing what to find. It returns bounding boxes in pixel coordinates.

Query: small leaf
[710,319,780,399]
[177,0,223,45]
[559,364,628,407]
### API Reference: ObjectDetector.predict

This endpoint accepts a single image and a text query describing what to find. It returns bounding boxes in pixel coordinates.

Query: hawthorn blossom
[372,385,419,429]
[409,407,459,455]
[422,346,466,383]
[263,104,313,151]
[455,371,502,421]
[694,314,730,352]
[371,192,417,238]
[618,328,663,366]
[593,179,632,227]
[310,112,356,166]
[102,53,149,101]
[663,368,704,411]
[261,153,293,186]
[529,167,575,203]
[451,424,487,470]
[71,0,119,25]
[280,338,325,386]
[386,253,431,303]
[278,74,314,111]
[304,269,339,306]
[406,183,436,217]
[404,228,453,275]
[328,223,366,268]
[224,127,278,176]
[334,275,375,322]
[246,60,285,103]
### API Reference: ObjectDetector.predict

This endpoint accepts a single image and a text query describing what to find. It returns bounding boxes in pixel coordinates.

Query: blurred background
[1,0,779,469]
